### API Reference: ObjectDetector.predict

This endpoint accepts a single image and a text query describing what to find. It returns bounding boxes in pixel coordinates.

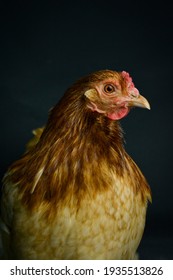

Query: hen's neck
[40,102,125,157]
[9,102,126,214]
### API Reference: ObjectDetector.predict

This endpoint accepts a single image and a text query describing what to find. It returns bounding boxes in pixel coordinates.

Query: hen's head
[73,69,150,121]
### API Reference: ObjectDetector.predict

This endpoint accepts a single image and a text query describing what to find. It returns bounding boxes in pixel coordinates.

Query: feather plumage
[0,69,151,259]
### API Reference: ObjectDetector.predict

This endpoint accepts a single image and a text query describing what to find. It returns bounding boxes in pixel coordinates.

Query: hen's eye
[104,84,115,93]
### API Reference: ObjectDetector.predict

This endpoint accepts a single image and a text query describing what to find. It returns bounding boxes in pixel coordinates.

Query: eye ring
[104,84,115,94]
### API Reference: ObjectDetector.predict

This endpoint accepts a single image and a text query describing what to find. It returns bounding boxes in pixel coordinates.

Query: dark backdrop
[0,1,172,259]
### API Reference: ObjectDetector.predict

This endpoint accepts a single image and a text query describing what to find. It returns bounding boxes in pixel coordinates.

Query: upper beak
[128,94,151,110]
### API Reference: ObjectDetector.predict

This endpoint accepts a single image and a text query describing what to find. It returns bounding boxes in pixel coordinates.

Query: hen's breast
[72,181,146,260]
[9,166,148,260]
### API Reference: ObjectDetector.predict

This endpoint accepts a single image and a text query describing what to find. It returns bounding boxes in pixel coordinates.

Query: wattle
[107,107,129,120]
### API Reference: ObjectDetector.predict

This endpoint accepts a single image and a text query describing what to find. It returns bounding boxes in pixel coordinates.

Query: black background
[0,0,173,259]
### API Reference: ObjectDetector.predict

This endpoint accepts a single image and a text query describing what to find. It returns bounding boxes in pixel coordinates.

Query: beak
[128,94,151,110]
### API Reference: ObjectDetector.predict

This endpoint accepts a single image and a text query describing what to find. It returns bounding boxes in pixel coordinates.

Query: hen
[0,70,151,260]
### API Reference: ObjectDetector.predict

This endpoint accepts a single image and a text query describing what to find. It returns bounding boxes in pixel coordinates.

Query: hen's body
[1,70,151,259]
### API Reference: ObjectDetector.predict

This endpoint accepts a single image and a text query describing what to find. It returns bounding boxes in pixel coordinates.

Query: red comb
[121,71,139,96]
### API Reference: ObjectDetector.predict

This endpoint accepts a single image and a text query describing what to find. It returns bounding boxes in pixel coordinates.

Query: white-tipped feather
[30,167,45,194]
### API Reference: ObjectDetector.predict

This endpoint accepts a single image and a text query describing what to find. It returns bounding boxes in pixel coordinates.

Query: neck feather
[8,97,126,214]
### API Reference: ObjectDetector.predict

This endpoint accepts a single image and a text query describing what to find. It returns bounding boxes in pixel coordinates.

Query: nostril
[130,88,139,98]
[131,92,138,98]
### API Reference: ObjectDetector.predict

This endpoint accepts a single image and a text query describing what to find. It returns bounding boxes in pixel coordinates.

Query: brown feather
[1,70,152,259]
[4,70,151,220]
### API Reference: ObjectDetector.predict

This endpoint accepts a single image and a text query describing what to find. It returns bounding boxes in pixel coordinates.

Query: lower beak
[128,94,151,110]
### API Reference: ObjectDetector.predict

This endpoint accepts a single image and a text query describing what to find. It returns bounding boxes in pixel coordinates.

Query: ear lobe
[84,89,97,101]
[84,89,106,114]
